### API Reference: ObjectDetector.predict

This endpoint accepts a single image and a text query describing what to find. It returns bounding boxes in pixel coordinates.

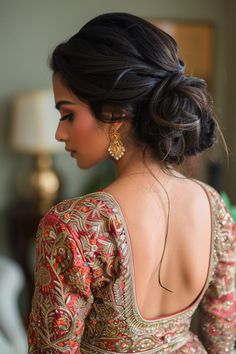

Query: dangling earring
[108,125,125,160]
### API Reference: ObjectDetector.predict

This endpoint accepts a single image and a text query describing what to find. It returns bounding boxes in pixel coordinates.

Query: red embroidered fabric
[28,183,236,353]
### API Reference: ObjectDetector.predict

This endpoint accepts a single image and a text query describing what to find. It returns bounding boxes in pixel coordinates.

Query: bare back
[104,175,212,320]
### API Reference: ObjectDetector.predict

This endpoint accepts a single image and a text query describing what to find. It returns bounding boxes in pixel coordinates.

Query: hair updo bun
[50,12,217,165]
[139,72,217,164]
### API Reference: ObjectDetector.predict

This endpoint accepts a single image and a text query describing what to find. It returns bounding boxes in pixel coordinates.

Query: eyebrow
[55,100,75,110]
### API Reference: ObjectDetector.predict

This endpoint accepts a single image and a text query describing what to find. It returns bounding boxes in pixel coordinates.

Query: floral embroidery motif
[28,183,236,353]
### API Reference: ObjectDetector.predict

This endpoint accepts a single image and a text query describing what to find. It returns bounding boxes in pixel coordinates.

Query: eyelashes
[60,113,74,122]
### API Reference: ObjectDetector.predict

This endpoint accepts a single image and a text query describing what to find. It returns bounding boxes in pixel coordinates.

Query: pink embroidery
[28,185,236,353]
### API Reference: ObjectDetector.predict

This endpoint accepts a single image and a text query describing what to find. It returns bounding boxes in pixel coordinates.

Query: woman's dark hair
[50,12,217,165]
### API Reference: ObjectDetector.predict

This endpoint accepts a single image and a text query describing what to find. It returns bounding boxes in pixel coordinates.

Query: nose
[55,121,69,142]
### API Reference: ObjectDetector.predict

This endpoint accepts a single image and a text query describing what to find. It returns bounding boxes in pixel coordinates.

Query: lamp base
[16,153,62,215]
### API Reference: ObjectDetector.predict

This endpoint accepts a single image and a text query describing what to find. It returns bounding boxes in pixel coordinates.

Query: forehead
[52,73,77,101]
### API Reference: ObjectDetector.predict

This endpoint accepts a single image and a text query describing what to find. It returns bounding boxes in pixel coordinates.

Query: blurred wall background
[0,0,236,256]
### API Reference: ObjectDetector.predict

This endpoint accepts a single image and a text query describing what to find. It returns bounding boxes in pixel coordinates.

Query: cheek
[72,117,94,142]
[72,117,108,151]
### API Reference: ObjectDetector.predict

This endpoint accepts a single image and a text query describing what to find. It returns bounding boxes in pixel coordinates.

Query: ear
[102,105,128,123]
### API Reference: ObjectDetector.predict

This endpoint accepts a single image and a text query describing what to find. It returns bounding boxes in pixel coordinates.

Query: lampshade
[11,89,64,154]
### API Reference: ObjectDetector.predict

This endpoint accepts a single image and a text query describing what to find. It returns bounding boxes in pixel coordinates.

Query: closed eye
[60,113,74,122]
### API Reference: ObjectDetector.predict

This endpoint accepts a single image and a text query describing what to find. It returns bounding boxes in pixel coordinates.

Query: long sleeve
[28,210,94,353]
[199,193,236,353]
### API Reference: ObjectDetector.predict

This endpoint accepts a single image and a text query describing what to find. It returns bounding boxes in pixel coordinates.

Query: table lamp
[11,89,64,215]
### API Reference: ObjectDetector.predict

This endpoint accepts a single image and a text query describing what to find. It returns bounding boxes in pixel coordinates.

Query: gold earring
[108,125,125,160]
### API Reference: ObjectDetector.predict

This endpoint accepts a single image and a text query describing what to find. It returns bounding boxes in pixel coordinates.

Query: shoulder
[194,180,233,218]
[35,192,119,254]
[190,179,228,214]
[192,179,235,229]
[36,192,120,281]
[42,191,117,227]
[193,180,236,258]
[38,191,121,255]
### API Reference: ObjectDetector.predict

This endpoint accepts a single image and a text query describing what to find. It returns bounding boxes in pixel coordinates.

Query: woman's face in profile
[53,74,110,169]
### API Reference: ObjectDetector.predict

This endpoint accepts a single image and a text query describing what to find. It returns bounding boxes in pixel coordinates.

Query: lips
[65,147,77,157]
[65,147,76,153]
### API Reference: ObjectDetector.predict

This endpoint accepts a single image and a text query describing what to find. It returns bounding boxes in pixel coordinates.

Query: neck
[112,145,167,180]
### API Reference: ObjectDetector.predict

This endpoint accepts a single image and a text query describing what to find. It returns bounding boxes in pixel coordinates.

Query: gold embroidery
[28,185,236,353]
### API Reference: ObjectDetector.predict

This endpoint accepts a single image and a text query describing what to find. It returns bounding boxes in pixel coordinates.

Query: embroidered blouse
[28,182,236,353]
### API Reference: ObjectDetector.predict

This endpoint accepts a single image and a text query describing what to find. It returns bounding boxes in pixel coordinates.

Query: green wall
[0,0,236,254]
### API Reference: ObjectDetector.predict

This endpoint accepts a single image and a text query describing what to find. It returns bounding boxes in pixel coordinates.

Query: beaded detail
[28,182,236,353]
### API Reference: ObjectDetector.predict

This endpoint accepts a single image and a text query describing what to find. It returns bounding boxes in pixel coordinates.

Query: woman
[28,13,236,353]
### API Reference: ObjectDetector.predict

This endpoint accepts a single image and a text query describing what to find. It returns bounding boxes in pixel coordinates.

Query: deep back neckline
[88,179,215,324]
